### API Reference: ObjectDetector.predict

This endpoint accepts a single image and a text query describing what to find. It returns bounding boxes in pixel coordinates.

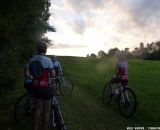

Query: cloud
[129,0,160,20]
[50,43,87,49]
[113,0,160,30]
[102,0,160,43]
[70,13,86,34]
[67,0,106,11]
[51,0,160,36]
[61,0,107,34]
[47,0,160,56]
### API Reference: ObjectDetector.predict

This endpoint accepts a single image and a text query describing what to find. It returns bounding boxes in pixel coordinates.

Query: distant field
[0,57,160,130]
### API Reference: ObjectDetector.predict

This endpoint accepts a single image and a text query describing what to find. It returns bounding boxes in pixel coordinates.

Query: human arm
[48,58,56,77]
[57,61,63,75]
[50,69,55,77]
[24,64,33,79]
[59,65,63,75]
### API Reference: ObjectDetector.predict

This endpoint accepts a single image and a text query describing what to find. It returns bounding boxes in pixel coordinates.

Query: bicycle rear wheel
[14,93,34,125]
[103,84,112,105]
[118,87,137,117]
[59,76,73,96]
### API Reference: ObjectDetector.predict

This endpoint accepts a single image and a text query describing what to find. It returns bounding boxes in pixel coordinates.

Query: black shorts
[24,82,34,93]
[33,87,53,100]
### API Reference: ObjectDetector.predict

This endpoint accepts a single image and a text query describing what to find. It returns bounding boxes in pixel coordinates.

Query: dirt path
[60,86,138,130]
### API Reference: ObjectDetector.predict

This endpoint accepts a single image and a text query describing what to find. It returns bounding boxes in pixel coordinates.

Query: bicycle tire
[53,99,67,130]
[118,87,137,117]
[59,76,73,96]
[103,83,112,105]
[14,93,34,125]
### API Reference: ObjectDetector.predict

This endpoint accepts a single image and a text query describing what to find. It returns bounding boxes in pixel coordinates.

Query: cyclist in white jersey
[51,55,63,76]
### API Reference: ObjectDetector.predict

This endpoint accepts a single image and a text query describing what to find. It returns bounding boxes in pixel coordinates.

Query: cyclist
[51,55,63,76]
[25,39,55,130]
[109,52,128,94]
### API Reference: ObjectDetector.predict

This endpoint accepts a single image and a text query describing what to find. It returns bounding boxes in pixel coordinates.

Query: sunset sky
[46,0,160,57]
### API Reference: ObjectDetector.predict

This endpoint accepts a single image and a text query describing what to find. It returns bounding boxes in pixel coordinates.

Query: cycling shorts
[33,87,53,100]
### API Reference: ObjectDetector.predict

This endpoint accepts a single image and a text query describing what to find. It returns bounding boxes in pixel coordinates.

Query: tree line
[87,41,160,60]
[0,0,55,95]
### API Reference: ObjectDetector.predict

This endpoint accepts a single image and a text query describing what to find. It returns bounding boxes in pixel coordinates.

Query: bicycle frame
[51,96,66,129]
[112,84,129,101]
[49,77,67,130]
[119,86,130,103]
[49,76,63,89]
[103,74,137,117]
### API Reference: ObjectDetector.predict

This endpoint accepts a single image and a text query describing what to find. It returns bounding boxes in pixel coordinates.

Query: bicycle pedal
[109,92,115,97]
[125,100,131,106]
[26,110,33,115]
[53,123,57,127]
[51,122,57,127]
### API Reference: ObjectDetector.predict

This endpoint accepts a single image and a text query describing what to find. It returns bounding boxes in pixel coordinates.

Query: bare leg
[43,100,51,130]
[34,99,43,130]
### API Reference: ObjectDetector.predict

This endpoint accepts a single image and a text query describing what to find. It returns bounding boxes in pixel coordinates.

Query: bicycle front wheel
[103,84,112,105]
[52,98,67,130]
[118,87,137,117]
[59,77,73,96]
[14,93,34,125]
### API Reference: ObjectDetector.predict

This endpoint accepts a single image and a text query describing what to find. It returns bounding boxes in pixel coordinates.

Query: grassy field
[0,57,160,130]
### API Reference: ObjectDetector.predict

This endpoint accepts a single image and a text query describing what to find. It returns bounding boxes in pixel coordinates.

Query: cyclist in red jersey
[25,40,55,130]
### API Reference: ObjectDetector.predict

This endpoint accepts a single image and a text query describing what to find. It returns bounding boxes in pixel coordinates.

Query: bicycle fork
[121,87,130,103]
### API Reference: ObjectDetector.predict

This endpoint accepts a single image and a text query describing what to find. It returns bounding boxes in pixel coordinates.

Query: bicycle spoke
[60,77,73,96]
[14,93,34,125]
[118,88,137,117]
[103,84,113,105]
[51,97,67,130]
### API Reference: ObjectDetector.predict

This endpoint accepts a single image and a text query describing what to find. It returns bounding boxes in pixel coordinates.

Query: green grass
[0,57,160,130]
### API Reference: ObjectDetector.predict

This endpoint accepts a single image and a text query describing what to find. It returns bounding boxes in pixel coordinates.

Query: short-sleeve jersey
[29,55,54,87]
[52,61,62,75]
[117,61,128,80]
[29,55,53,70]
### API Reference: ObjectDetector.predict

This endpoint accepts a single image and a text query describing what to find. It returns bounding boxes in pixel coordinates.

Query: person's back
[29,55,53,88]
[25,39,55,130]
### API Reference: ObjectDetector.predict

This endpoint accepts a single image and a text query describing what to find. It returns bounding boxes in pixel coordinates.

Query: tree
[155,41,160,50]
[108,48,120,57]
[90,53,97,59]
[0,0,55,94]
[125,48,130,53]
[97,50,107,58]
[140,42,144,50]
[86,54,90,58]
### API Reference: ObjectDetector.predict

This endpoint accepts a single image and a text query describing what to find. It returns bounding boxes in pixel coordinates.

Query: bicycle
[14,77,67,130]
[54,73,73,96]
[103,75,137,117]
